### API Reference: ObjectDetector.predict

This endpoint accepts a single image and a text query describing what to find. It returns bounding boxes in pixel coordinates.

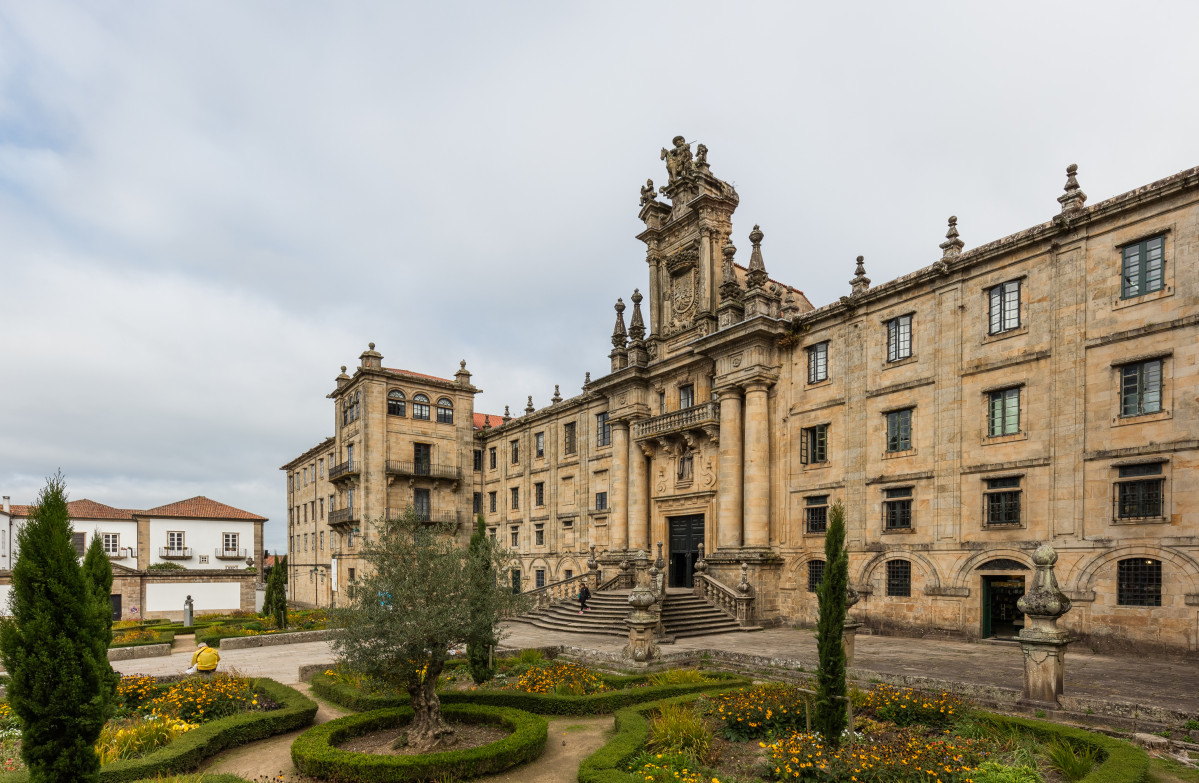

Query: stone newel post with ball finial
[1016,545,1073,709]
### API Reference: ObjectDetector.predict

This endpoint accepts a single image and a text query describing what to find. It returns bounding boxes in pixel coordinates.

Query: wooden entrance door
[667,514,704,588]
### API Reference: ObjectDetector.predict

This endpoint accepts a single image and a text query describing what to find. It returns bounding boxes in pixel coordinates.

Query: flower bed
[110,626,177,649]
[194,609,328,648]
[290,703,547,783]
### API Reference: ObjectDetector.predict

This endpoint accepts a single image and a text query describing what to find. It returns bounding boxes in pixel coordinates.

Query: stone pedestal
[624,553,659,663]
[1016,545,1073,710]
[843,620,862,667]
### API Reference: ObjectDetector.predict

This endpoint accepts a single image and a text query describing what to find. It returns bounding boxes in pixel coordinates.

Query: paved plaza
[116,624,1199,722]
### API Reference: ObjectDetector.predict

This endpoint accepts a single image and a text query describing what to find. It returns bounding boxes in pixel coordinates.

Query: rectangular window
[535,568,545,588]
[319,531,324,550]
[1116,463,1164,519]
[984,476,1022,527]
[320,498,325,519]
[489,447,497,470]
[565,569,573,579]
[414,488,431,520]
[199,555,209,564]
[596,412,611,447]
[510,487,520,510]
[807,342,828,383]
[223,532,239,553]
[1122,235,1165,298]
[659,391,666,414]
[1117,558,1162,606]
[488,491,497,513]
[883,487,913,530]
[564,422,577,455]
[102,533,120,555]
[678,384,695,409]
[804,495,829,534]
[412,443,431,475]
[886,560,912,597]
[885,409,913,452]
[988,388,1020,436]
[800,424,829,464]
[348,567,356,582]
[988,280,1021,334]
[535,482,545,507]
[319,458,324,477]
[535,432,545,458]
[595,491,608,511]
[886,314,913,362]
[167,531,185,551]
[807,560,825,593]
[535,524,545,546]
[510,529,519,547]
[1120,360,1163,417]
[511,569,521,594]
[510,439,520,465]
[473,492,483,514]
[388,394,405,416]
[473,449,483,471]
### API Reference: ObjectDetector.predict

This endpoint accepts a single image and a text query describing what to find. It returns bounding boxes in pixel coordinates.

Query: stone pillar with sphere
[1016,545,1073,709]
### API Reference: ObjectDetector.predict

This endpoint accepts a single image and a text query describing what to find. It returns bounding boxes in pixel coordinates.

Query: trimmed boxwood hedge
[5,678,316,783]
[576,694,1152,783]
[309,670,752,716]
[291,703,547,782]
[195,624,329,648]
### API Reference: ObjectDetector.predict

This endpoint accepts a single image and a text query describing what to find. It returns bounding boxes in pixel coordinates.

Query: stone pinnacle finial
[552,384,562,404]
[525,395,534,415]
[720,243,742,301]
[850,255,871,295]
[746,224,768,289]
[780,286,799,319]
[585,371,591,385]
[1058,163,1087,212]
[628,289,646,341]
[1017,545,1072,622]
[611,298,628,349]
[368,342,375,350]
[483,415,491,429]
[502,405,511,423]
[339,365,347,374]
[940,215,964,260]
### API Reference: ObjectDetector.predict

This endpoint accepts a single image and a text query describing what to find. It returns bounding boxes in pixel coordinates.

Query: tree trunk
[402,659,454,752]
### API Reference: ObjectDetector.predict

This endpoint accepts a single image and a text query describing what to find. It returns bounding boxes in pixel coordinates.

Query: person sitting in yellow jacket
[190,641,220,676]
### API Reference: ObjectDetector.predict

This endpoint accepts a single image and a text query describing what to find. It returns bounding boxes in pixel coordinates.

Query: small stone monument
[623,550,658,663]
[183,594,194,627]
[843,584,862,666]
[1016,545,1073,709]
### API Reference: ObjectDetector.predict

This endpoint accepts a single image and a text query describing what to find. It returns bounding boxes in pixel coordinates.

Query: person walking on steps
[578,582,591,614]
[188,640,220,677]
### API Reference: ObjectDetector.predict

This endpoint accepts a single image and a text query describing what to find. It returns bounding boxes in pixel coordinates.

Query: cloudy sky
[2,2,1197,554]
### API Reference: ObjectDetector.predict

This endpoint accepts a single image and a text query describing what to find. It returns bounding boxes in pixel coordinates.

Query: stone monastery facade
[285,139,1199,655]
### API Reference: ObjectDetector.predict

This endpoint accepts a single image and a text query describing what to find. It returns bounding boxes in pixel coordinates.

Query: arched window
[342,391,360,426]
[413,394,431,420]
[436,397,454,424]
[388,390,406,417]
[886,559,911,597]
[807,560,825,593]
[1117,558,1161,606]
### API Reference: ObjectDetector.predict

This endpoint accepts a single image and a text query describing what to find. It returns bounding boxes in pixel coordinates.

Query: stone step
[511,588,761,640]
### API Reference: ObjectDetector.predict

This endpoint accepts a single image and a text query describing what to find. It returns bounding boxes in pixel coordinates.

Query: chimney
[2,496,9,514]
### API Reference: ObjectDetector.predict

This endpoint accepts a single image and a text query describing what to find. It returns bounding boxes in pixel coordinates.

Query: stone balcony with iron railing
[214,548,247,560]
[385,508,461,527]
[328,506,360,527]
[329,460,360,482]
[632,401,720,440]
[385,460,461,482]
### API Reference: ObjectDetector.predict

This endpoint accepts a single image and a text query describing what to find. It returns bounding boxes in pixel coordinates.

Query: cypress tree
[465,514,496,684]
[81,534,120,699]
[0,475,116,782]
[814,499,849,746]
[262,553,288,629]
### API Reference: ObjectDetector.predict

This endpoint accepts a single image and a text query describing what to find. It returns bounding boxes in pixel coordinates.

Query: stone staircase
[511,588,754,639]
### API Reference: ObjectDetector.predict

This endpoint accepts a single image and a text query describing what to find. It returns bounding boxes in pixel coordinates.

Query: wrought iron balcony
[385,460,461,482]
[329,507,359,527]
[385,507,460,526]
[215,548,247,560]
[329,460,360,482]
[158,547,193,559]
[632,401,720,439]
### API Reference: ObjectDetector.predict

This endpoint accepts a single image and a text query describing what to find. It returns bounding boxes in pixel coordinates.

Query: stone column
[1016,545,1073,710]
[628,438,650,553]
[742,381,771,548]
[717,388,744,550]
[611,420,630,551]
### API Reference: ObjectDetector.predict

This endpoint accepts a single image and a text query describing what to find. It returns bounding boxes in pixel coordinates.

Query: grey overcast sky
[2,2,1198,554]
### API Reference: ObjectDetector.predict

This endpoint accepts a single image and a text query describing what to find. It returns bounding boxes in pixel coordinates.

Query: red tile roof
[473,412,505,430]
[382,367,453,383]
[142,496,267,521]
[4,499,138,520]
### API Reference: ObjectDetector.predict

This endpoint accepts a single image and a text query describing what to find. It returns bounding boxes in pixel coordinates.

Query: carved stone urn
[1015,545,1073,709]
[625,575,659,663]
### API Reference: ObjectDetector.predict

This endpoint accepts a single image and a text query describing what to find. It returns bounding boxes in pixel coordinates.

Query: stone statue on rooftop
[639,179,657,206]
[660,136,694,185]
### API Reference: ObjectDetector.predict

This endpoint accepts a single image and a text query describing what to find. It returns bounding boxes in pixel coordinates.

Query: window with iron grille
[886,559,912,597]
[596,412,611,446]
[988,388,1020,436]
[412,393,430,420]
[510,487,519,510]
[1115,463,1164,519]
[436,397,454,424]
[800,424,829,464]
[535,524,545,546]
[886,314,913,362]
[807,342,829,383]
[883,487,913,530]
[1120,360,1163,416]
[807,560,825,592]
[679,384,695,409]
[387,390,406,416]
[535,482,545,507]
[595,491,608,511]
[984,476,1021,527]
[535,432,545,458]
[564,422,577,455]
[473,450,482,471]
[885,409,913,452]
[988,280,1021,334]
[804,495,829,534]
[489,447,497,470]
[1121,235,1165,298]
[535,569,545,588]
[473,492,482,514]
[1117,558,1161,606]
[510,439,520,464]
[488,491,497,513]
